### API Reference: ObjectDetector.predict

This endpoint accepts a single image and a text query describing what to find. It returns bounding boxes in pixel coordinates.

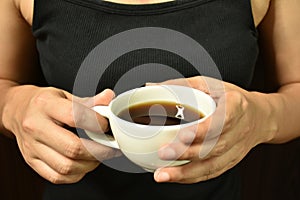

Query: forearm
[271,83,300,143]
[255,0,300,143]
[251,83,300,144]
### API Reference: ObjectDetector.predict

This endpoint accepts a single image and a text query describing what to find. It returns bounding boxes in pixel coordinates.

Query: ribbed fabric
[32,0,258,199]
[33,0,258,93]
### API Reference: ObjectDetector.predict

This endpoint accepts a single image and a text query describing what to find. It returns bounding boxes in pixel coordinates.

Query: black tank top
[33,0,258,199]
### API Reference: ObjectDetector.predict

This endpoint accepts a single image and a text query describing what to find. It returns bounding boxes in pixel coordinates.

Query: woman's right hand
[2,85,120,184]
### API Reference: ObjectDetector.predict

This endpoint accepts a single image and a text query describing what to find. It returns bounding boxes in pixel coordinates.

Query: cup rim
[108,85,216,129]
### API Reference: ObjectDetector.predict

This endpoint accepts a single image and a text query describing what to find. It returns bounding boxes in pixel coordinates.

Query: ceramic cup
[85,85,216,172]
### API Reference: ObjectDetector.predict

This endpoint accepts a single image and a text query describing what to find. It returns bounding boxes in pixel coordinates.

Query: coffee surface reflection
[117,101,205,126]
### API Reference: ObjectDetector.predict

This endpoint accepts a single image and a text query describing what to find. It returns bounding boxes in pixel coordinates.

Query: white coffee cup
[85,85,216,172]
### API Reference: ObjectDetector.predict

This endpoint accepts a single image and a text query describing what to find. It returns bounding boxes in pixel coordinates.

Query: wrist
[0,81,18,138]
[246,91,278,145]
[1,84,38,136]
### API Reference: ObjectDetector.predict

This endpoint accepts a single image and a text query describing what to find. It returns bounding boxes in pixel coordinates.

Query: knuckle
[172,168,185,182]
[21,117,35,132]
[224,91,248,126]
[206,165,214,176]
[48,174,63,184]
[57,161,74,175]
[240,95,249,112]
[64,140,82,158]
[202,173,216,182]
[204,161,217,176]
[184,147,197,159]
[72,174,85,183]
[226,91,247,110]
[224,108,233,123]
[32,90,51,106]
[200,161,222,182]
[202,175,210,182]
[240,125,251,139]
[214,140,228,156]
[48,173,85,184]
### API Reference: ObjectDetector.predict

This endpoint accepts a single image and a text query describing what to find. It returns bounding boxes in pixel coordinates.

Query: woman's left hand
[148,76,276,184]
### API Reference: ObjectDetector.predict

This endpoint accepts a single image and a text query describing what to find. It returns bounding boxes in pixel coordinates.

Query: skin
[1,0,300,185]
[0,0,122,183]
[152,0,300,183]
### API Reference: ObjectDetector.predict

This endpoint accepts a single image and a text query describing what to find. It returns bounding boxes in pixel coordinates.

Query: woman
[0,0,299,199]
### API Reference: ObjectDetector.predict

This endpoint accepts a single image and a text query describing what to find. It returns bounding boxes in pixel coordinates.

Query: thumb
[146,76,225,98]
[65,89,115,107]
[93,89,115,106]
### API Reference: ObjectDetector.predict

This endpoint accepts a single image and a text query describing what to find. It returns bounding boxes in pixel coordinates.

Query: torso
[17,0,270,27]
[27,1,260,197]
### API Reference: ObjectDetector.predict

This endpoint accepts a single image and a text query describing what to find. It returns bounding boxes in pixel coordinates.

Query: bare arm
[0,0,43,137]
[258,0,300,143]
[151,0,300,183]
[0,0,120,183]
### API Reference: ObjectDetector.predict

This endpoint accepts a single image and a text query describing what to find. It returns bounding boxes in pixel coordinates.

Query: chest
[32,0,259,95]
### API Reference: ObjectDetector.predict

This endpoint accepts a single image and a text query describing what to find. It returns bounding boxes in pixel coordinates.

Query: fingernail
[180,131,196,143]
[159,147,176,160]
[102,89,115,98]
[155,170,170,182]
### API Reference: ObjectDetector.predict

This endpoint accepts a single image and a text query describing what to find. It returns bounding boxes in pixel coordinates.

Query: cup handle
[84,106,120,149]
[93,105,110,118]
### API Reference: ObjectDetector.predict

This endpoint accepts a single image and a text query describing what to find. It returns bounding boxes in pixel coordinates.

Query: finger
[192,92,245,159]
[159,129,237,161]
[154,143,246,184]
[157,106,225,161]
[146,77,194,88]
[80,138,123,162]
[146,76,225,98]
[202,126,245,159]
[67,89,115,107]
[158,141,198,161]
[156,125,202,161]
[178,101,225,145]
[57,89,115,132]
[34,118,121,161]
[45,97,109,133]
[73,100,109,133]
[29,159,87,184]
[177,121,210,145]
[33,119,97,160]
[92,89,115,106]
[189,95,227,157]
[33,142,99,175]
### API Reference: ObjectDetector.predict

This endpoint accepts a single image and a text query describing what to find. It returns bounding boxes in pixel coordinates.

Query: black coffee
[117,101,205,126]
